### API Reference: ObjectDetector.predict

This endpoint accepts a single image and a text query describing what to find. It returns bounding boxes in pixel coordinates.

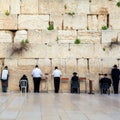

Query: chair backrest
[20,79,27,87]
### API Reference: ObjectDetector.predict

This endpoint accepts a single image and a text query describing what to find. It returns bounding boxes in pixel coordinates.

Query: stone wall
[0,0,120,92]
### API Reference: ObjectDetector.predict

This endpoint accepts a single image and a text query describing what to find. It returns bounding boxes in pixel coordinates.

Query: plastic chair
[20,79,27,93]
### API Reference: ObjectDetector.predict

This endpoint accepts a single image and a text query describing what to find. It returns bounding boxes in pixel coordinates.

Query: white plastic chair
[20,79,27,93]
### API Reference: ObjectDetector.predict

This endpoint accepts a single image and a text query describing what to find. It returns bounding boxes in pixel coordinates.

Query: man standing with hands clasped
[32,65,42,93]
[52,66,62,93]
[111,64,120,94]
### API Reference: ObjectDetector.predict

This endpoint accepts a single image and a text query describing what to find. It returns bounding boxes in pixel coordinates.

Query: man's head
[113,64,117,68]
[55,66,58,69]
[73,72,77,76]
[35,65,38,68]
[4,66,8,69]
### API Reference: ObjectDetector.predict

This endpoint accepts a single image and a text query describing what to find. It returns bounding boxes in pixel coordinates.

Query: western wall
[0,0,120,92]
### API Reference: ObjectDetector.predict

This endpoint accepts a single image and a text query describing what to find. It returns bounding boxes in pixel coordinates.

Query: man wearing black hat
[111,65,120,94]
[71,72,80,93]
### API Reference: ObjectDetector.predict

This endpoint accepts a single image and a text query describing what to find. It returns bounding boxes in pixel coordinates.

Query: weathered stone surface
[71,44,95,58]
[28,30,42,43]
[0,0,119,92]
[0,43,12,58]
[21,0,38,14]
[14,30,28,42]
[4,58,18,67]
[10,0,20,14]
[102,30,120,43]
[0,0,9,14]
[58,30,77,40]
[18,15,49,29]
[49,0,65,15]
[64,0,89,14]
[0,31,13,42]
[64,14,87,30]
[87,14,107,30]
[18,59,36,66]
[50,14,63,30]
[38,0,51,14]
[110,13,120,29]
[0,15,17,30]
[90,0,111,14]
[78,31,101,44]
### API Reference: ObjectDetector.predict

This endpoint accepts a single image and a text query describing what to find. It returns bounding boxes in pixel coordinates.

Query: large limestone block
[87,15,98,30]
[20,43,47,58]
[77,58,88,76]
[64,14,87,30]
[90,0,120,17]
[70,44,95,58]
[28,30,58,44]
[10,0,20,14]
[0,31,13,42]
[0,0,9,14]
[90,0,112,14]
[87,14,107,30]
[4,59,18,67]
[58,30,77,41]
[38,0,51,14]
[14,30,28,42]
[102,58,117,73]
[49,0,65,15]
[41,30,58,44]
[89,58,102,74]
[21,0,38,14]
[94,44,107,58]
[18,59,36,66]
[78,31,101,44]
[46,43,70,58]
[50,14,63,30]
[39,0,64,15]
[0,15,17,30]
[102,30,120,43]
[18,15,49,29]
[65,58,77,75]
[110,14,120,29]
[64,0,89,14]
[28,30,42,43]
[0,43,12,58]
[94,43,120,59]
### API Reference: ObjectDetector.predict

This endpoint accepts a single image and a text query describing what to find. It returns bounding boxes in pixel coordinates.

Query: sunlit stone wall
[0,0,120,92]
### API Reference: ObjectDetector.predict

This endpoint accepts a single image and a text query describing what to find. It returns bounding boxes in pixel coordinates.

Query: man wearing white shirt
[32,65,42,93]
[52,66,62,93]
[1,66,9,92]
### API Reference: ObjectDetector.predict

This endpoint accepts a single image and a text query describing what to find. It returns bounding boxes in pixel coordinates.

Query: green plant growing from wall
[67,12,75,16]
[103,47,106,51]
[116,1,120,7]
[5,10,10,16]
[89,0,92,2]
[47,21,54,30]
[64,4,67,9]
[74,38,80,44]
[87,26,89,30]
[56,36,59,43]
[11,39,29,56]
[102,25,108,30]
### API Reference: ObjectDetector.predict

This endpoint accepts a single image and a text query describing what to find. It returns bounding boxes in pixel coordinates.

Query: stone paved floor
[0,92,120,120]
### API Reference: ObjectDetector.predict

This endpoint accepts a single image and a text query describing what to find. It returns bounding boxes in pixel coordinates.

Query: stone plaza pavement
[0,92,120,120]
